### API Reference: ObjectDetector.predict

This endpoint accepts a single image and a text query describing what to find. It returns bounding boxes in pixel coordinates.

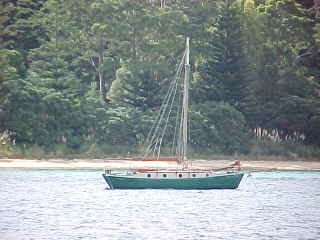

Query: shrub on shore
[0,140,319,160]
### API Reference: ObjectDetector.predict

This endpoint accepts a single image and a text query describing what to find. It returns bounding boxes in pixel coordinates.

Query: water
[0,170,319,240]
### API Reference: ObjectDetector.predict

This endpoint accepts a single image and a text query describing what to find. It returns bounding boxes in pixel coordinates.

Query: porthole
[206,173,209,177]
[178,174,183,178]
[192,174,196,177]
[147,174,151,178]
[163,174,167,178]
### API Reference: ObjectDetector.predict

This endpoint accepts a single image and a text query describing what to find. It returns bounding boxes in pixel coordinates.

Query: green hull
[102,172,244,190]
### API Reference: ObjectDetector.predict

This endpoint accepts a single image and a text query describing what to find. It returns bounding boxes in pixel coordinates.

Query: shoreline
[0,158,320,171]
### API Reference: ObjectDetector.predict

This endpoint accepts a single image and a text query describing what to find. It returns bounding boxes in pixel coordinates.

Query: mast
[182,37,190,168]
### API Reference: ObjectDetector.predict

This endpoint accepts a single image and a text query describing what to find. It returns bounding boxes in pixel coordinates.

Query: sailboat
[102,38,244,189]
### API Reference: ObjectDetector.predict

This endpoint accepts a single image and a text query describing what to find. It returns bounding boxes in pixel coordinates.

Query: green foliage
[0,49,26,132]
[194,0,249,112]
[244,0,320,147]
[1,0,320,158]
[0,0,46,68]
[190,101,251,154]
[110,61,163,110]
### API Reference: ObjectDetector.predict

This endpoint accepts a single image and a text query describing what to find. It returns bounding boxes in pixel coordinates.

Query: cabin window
[178,174,183,178]
[163,174,167,178]
[192,174,196,177]
[147,174,151,178]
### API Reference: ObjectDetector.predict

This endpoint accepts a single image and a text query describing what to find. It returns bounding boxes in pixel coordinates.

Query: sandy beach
[0,158,319,170]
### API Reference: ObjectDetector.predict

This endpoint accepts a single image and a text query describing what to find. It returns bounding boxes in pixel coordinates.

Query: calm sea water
[0,169,319,240]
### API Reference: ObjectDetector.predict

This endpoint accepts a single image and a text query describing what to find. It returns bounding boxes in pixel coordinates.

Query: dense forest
[0,0,319,158]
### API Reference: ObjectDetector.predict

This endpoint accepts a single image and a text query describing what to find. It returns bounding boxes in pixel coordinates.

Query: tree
[109,1,188,108]
[0,0,46,66]
[248,0,320,146]
[195,0,250,113]
[65,0,122,104]
[7,0,89,147]
[189,101,251,154]
[110,61,163,110]
[0,49,22,132]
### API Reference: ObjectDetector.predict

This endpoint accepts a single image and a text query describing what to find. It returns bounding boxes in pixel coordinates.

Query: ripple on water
[0,170,320,240]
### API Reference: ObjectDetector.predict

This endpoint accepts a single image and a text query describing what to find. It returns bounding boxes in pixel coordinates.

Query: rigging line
[184,64,190,168]
[171,81,183,155]
[154,52,185,141]
[144,57,184,155]
[144,51,186,156]
[172,59,186,156]
[144,78,174,148]
[177,63,187,158]
[177,59,190,165]
[177,100,185,158]
[156,62,182,158]
[147,68,181,157]
[175,88,184,157]
[152,60,184,157]
[146,48,186,157]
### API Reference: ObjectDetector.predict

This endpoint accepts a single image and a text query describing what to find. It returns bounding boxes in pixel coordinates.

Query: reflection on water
[0,170,320,240]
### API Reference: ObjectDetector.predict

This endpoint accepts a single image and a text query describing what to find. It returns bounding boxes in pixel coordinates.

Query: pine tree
[0,0,46,66]
[110,61,163,110]
[196,0,249,112]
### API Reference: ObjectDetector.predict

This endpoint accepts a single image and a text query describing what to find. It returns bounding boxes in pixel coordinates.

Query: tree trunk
[98,36,109,104]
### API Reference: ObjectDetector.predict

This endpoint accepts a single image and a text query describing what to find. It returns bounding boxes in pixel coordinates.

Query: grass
[248,139,320,159]
[0,139,319,160]
[0,142,139,159]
